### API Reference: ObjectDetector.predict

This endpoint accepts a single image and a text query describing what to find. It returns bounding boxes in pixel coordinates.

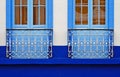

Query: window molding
[68,0,114,29]
[6,0,53,29]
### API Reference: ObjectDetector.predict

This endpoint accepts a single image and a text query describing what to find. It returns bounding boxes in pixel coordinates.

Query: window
[15,0,28,25]
[93,0,106,25]
[71,0,108,29]
[12,0,52,28]
[33,0,46,25]
[75,0,88,25]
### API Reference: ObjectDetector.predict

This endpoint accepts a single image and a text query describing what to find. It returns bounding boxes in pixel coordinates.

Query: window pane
[15,0,20,5]
[33,0,39,5]
[22,6,27,24]
[76,0,81,5]
[93,0,98,5]
[33,7,39,25]
[100,7,105,24]
[82,0,88,5]
[100,0,105,5]
[93,7,99,24]
[82,6,88,24]
[15,6,20,24]
[75,6,81,25]
[22,0,27,5]
[40,6,46,24]
[40,0,46,5]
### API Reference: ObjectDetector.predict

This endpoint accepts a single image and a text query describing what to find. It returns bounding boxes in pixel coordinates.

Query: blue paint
[6,0,12,29]
[68,30,114,59]
[114,46,120,58]
[0,46,120,64]
[6,30,53,59]
[0,65,120,77]
[108,0,114,29]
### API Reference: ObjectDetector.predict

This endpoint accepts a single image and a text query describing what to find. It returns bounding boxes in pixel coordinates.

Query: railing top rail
[7,29,53,31]
[68,29,114,31]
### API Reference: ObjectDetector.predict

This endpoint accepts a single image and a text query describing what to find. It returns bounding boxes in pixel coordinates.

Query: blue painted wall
[0,46,120,64]
[0,65,120,77]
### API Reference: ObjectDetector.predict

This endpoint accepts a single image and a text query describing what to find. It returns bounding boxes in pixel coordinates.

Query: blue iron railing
[68,29,114,59]
[6,29,53,59]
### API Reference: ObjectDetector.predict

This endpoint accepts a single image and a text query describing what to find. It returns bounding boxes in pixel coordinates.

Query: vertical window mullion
[20,0,22,25]
[98,0,100,25]
[38,0,40,25]
[80,0,83,25]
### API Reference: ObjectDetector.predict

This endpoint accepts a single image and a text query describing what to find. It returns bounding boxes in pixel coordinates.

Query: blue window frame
[6,0,53,59]
[7,0,53,29]
[68,0,114,29]
[68,0,114,59]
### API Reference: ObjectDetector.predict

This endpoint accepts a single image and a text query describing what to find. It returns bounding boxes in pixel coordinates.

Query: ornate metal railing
[68,29,114,59]
[6,29,53,59]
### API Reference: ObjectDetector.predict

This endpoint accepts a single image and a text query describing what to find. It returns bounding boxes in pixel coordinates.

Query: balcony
[6,29,53,59]
[68,29,114,59]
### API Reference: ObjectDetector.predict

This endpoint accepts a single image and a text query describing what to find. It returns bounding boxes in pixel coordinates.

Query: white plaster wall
[0,0,120,46]
[53,0,67,45]
[114,0,120,46]
[0,0,6,46]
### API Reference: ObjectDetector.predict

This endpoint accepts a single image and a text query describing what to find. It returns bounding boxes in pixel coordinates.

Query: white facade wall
[114,0,120,46]
[53,0,67,45]
[0,0,120,46]
[0,0,6,46]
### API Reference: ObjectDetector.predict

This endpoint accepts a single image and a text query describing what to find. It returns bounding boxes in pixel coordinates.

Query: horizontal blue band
[0,46,120,64]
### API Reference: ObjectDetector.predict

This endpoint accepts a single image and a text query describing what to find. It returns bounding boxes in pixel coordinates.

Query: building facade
[0,0,120,64]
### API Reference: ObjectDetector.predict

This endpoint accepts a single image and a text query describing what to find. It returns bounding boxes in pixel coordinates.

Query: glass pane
[15,0,20,5]
[15,6,20,24]
[22,6,27,24]
[76,0,81,5]
[82,6,88,24]
[33,0,39,5]
[22,0,27,5]
[33,7,39,25]
[82,0,88,5]
[40,6,46,24]
[93,0,99,5]
[75,6,81,25]
[93,7,98,24]
[100,0,105,5]
[100,7,105,24]
[40,0,46,5]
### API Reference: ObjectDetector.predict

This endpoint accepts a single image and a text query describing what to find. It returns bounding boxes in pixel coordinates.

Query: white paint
[114,0,120,46]
[53,0,67,45]
[0,0,6,46]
